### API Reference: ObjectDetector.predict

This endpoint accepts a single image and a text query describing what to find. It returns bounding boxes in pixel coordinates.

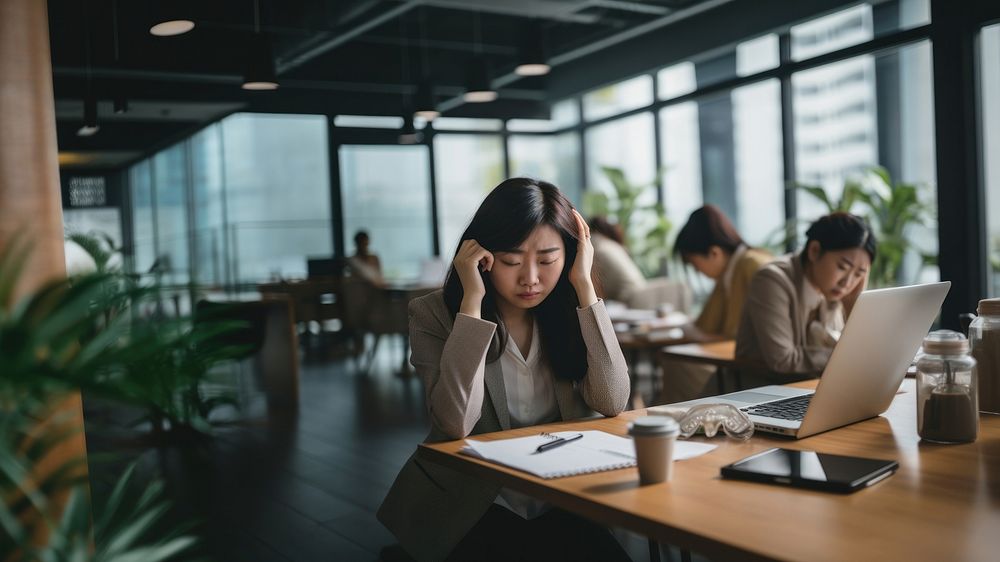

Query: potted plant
[0,240,242,560]
[791,166,936,287]
[583,166,673,276]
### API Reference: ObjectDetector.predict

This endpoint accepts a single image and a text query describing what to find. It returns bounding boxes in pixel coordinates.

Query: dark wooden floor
[83,333,694,562]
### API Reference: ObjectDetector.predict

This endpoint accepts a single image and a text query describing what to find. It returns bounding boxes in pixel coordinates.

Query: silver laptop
[650,282,950,438]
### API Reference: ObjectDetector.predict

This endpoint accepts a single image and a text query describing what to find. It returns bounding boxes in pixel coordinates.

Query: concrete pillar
[0,0,88,543]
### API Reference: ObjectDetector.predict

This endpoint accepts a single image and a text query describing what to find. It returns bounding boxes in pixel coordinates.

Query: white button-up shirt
[494,318,559,519]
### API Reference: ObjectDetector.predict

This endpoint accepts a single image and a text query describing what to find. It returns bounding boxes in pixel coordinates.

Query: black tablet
[720,448,898,494]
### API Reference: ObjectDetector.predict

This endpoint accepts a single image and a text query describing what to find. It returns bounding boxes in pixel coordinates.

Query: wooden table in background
[658,340,736,367]
[658,340,738,394]
[616,328,694,406]
[419,379,1000,561]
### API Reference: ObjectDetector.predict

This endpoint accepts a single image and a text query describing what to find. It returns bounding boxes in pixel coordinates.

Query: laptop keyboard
[741,394,813,421]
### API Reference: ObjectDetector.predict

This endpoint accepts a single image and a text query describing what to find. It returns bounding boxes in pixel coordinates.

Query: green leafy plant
[991,236,1000,274]
[66,232,121,274]
[0,240,243,559]
[794,166,936,287]
[583,166,673,275]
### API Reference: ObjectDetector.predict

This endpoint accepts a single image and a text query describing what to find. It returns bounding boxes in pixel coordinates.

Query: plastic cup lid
[628,416,679,437]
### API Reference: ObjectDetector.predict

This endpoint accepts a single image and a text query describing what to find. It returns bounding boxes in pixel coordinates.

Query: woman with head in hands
[736,212,877,385]
[658,205,773,404]
[378,177,631,561]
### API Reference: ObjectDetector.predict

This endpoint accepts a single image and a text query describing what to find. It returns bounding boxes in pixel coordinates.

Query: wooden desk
[616,324,693,405]
[658,340,736,367]
[419,379,1000,561]
[658,340,738,395]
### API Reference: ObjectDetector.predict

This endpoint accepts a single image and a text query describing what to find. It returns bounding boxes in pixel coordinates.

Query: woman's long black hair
[442,177,588,382]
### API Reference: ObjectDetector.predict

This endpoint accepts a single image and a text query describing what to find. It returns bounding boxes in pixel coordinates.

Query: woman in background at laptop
[675,205,773,342]
[736,212,876,384]
[658,205,773,403]
[378,178,631,561]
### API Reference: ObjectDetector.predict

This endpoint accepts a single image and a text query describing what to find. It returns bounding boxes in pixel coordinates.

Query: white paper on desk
[461,430,716,479]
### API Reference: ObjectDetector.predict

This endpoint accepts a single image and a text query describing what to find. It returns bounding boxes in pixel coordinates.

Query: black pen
[535,433,583,453]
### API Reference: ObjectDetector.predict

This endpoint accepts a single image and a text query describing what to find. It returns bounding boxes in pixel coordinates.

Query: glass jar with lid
[969,298,1000,414]
[915,330,978,443]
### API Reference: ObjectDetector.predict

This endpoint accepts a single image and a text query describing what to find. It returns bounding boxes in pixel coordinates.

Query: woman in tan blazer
[378,178,631,561]
[736,212,877,384]
[660,205,772,403]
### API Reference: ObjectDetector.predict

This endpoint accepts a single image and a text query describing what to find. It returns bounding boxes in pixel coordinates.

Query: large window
[583,75,654,122]
[659,102,702,233]
[585,112,656,196]
[152,144,190,285]
[658,80,784,248]
[433,134,504,258]
[731,80,785,246]
[792,40,937,284]
[127,113,332,287]
[508,133,582,205]
[983,24,1000,296]
[129,160,156,274]
[220,113,332,282]
[339,145,433,281]
[190,124,226,287]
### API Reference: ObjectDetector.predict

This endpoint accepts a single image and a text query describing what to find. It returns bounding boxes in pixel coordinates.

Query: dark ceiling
[49,0,725,168]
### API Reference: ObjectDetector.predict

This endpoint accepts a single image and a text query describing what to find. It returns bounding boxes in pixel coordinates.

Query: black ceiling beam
[275,0,423,75]
[543,0,863,101]
[435,0,735,114]
[56,121,198,151]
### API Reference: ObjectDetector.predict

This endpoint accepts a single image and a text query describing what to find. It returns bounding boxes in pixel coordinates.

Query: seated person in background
[736,212,876,385]
[674,205,773,342]
[347,230,385,287]
[589,215,646,303]
[378,178,630,561]
[658,205,772,404]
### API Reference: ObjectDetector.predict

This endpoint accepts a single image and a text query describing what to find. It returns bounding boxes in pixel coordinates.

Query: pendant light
[463,12,496,103]
[515,21,550,77]
[242,0,278,90]
[399,113,420,144]
[149,1,194,36]
[112,0,128,114]
[414,81,439,121]
[78,5,99,137]
[78,95,100,137]
[413,8,439,120]
[398,14,422,143]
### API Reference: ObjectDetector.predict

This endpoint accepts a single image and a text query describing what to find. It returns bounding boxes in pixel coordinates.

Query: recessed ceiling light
[149,20,195,37]
[463,91,498,103]
[76,125,100,137]
[515,63,550,77]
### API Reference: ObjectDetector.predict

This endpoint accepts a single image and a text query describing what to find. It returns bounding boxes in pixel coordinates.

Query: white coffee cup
[628,416,680,485]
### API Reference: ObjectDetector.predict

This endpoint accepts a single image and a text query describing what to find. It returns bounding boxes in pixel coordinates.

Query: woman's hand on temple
[843,268,869,317]
[569,209,598,307]
[454,239,493,317]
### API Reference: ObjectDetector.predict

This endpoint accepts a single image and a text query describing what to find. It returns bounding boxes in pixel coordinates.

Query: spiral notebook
[461,430,715,479]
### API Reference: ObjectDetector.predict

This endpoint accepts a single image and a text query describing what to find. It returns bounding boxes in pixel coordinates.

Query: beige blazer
[377,290,629,561]
[735,254,843,382]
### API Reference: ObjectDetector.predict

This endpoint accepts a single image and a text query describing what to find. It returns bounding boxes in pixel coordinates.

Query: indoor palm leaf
[0,242,232,560]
